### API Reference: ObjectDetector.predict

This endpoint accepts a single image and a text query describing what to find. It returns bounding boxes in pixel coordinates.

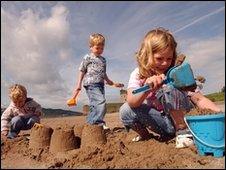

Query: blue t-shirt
[79,53,106,86]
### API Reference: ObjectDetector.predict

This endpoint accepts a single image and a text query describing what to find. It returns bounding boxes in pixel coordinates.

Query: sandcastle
[29,123,53,151]
[81,123,107,149]
[49,126,80,153]
[29,122,108,154]
[73,124,85,147]
[74,124,84,138]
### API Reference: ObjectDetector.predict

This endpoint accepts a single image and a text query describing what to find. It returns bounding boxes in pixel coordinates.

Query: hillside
[1,92,224,118]
[1,108,83,118]
[205,91,225,102]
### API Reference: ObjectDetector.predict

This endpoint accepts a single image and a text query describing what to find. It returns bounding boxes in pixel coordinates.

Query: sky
[1,1,225,112]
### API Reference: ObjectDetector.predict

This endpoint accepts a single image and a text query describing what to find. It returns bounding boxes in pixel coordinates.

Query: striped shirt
[1,98,42,132]
[79,53,106,86]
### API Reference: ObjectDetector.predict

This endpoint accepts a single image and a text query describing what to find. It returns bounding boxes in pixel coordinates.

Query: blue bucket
[184,113,225,157]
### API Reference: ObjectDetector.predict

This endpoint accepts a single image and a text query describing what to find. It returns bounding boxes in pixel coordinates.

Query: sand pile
[187,108,221,116]
[1,112,225,169]
[29,123,53,151]
[49,126,79,153]
[81,124,107,149]
[28,122,108,156]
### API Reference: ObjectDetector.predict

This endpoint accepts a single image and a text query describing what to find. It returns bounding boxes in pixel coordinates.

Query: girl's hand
[145,74,165,91]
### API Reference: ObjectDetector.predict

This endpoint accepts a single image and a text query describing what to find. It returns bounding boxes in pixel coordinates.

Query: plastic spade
[132,62,197,94]
[67,90,81,107]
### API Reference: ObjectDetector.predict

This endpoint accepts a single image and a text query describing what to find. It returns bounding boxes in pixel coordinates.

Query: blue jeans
[120,103,175,137]
[119,85,193,137]
[156,85,193,113]
[8,115,40,138]
[84,83,106,125]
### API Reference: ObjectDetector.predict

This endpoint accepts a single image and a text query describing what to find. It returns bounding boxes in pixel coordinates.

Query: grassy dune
[205,92,225,102]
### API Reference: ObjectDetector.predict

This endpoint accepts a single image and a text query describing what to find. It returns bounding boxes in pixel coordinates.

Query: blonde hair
[136,27,177,79]
[9,84,27,103]
[89,33,105,47]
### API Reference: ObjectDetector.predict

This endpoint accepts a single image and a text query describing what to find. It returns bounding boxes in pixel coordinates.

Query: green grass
[205,92,225,102]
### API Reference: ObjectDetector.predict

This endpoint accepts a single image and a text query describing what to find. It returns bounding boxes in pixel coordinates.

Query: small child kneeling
[1,84,42,139]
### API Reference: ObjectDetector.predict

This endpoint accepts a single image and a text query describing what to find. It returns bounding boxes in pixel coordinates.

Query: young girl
[119,27,221,142]
[1,84,42,139]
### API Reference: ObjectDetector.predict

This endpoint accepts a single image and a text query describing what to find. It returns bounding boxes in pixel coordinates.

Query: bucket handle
[184,117,224,148]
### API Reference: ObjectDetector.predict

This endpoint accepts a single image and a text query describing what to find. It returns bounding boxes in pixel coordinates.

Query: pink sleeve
[1,104,14,132]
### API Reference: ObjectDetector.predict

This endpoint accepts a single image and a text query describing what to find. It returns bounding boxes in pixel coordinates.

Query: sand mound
[1,111,225,169]
[29,124,53,151]
[187,108,221,116]
[74,124,84,138]
[81,124,107,149]
[49,127,79,153]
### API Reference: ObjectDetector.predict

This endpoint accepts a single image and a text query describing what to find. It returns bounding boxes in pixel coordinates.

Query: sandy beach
[1,102,225,169]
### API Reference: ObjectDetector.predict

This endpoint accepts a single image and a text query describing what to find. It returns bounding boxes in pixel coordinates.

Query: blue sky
[1,1,225,112]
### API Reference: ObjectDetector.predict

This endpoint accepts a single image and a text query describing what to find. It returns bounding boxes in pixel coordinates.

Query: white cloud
[179,36,225,94]
[1,2,225,110]
[174,6,225,34]
[181,36,225,68]
[1,3,72,108]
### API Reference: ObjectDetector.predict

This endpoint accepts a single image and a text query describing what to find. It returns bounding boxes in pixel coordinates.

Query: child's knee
[163,125,176,137]
[27,116,40,127]
[11,116,23,125]
[119,103,137,126]
[119,103,130,119]
[11,116,24,130]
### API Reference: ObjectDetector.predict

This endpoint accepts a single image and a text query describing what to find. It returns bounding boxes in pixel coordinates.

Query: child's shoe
[97,122,110,130]
[132,135,143,142]
[131,122,150,142]
[175,129,193,148]
[103,124,110,130]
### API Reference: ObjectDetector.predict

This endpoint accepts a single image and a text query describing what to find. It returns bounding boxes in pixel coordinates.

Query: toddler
[1,84,42,139]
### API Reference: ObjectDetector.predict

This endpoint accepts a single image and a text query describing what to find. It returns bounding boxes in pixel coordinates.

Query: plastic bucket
[184,113,225,157]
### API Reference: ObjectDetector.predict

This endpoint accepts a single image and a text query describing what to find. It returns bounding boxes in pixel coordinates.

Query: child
[119,27,221,142]
[1,84,42,139]
[70,33,124,129]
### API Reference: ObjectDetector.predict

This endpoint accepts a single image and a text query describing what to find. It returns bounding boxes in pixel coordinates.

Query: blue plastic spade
[132,62,197,94]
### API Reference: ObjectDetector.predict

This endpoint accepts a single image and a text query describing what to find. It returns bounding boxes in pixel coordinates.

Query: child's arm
[190,92,221,112]
[67,71,85,107]
[127,74,165,108]
[34,102,42,116]
[104,74,114,85]
[72,71,85,99]
[1,106,13,136]
[127,88,151,108]
[104,74,124,87]
[23,99,43,118]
